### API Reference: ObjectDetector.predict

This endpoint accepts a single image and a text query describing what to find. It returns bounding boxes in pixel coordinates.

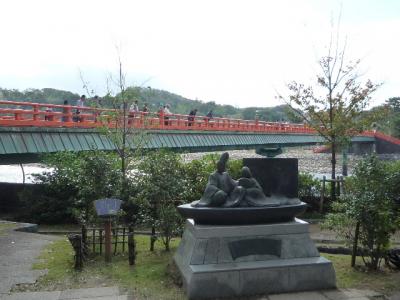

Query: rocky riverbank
[182,147,400,176]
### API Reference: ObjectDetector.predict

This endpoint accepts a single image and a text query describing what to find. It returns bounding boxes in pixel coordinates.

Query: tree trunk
[120,99,128,202]
[342,149,348,177]
[351,222,360,267]
[150,202,157,251]
[165,238,170,252]
[81,223,88,256]
[128,225,135,265]
[150,225,156,251]
[331,142,337,201]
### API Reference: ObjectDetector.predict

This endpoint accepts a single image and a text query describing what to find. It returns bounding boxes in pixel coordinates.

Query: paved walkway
[1,286,131,300]
[0,221,59,296]
[262,289,386,300]
[0,287,389,300]
[0,220,397,300]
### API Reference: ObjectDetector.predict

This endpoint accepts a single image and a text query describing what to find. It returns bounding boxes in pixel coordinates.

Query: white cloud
[0,0,398,107]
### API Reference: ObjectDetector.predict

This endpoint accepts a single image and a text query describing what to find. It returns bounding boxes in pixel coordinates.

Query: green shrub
[136,150,185,251]
[298,172,321,199]
[22,150,121,224]
[323,155,400,270]
[18,184,76,224]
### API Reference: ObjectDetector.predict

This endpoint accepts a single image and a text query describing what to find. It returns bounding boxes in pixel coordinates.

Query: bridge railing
[1,100,400,144]
[0,100,315,134]
[362,130,400,145]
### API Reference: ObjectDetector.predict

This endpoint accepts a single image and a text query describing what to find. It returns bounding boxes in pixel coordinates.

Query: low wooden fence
[319,176,345,213]
[83,226,130,255]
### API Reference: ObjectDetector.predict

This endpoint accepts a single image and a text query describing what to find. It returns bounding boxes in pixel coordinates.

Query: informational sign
[94,198,122,218]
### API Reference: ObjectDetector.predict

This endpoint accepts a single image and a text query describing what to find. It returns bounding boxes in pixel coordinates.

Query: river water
[1,148,398,183]
[0,164,49,183]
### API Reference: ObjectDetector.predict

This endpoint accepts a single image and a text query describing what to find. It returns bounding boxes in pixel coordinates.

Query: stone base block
[174,219,336,299]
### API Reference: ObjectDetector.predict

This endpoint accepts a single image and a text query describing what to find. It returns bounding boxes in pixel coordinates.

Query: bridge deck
[0,100,314,133]
[0,100,399,164]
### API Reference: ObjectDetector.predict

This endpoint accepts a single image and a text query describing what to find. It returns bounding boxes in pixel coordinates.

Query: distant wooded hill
[0,87,300,122]
[1,87,399,138]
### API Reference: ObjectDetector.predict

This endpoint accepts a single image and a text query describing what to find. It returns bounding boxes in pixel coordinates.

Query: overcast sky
[0,0,399,108]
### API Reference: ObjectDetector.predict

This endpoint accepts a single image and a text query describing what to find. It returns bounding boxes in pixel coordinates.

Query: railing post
[78,109,85,123]
[159,111,164,129]
[14,110,21,121]
[33,105,39,121]
[339,176,345,195]
[336,176,341,197]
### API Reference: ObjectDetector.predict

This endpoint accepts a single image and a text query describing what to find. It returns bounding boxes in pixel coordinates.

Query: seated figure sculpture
[192,152,280,208]
[238,166,280,207]
[192,152,245,207]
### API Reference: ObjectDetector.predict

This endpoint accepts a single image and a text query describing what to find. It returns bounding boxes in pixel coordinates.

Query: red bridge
[0,100,399,163]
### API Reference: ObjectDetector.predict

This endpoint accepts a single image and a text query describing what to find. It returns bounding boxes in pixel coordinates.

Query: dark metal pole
[19,163,25,184]
[320,176,326,213]
[342,149,348,177]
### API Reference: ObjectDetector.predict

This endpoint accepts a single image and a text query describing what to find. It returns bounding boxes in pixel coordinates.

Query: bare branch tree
[279,23,381,200]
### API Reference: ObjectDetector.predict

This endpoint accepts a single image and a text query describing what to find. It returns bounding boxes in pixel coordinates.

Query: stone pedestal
[174,218,336,299]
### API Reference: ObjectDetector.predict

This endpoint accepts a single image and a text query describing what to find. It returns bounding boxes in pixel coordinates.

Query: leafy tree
[136,150,184,251]
[91,59,147,204]
[387,97,400,112]
[0,85,303,122]
[80,56,148,264]
[386,97,400,138]
[0,87,79,104]
[298,173,321,199]
[28,150,120,224]
[281,39,380,199]
[323,156,400,270]
[181,158,216,203]
[242,107,257,120]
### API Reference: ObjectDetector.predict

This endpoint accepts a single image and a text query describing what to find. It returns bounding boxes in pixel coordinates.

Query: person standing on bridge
[74,95,86,122]
[204,110,213,127]
[129,100,139,115]
[163,104,172,126]
[142,103,149,113]
[128,100,139,124]
[188,108,197,126]
[76,95,86,108]
[62,100,69,122]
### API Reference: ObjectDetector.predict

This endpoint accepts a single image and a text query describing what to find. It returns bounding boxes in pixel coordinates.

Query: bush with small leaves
[323,155,400,270]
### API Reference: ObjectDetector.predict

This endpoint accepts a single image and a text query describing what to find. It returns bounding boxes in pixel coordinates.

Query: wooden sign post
[104,218,112,263]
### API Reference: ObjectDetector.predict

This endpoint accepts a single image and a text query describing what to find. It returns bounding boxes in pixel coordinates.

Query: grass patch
[19,234,400,299]
[37,224,81,233]
[0,222,16,235]
[23,235,185,299]
[325,254,400,295]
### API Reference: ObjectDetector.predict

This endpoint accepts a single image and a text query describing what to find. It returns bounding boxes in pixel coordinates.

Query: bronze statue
[192,152,280,208]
